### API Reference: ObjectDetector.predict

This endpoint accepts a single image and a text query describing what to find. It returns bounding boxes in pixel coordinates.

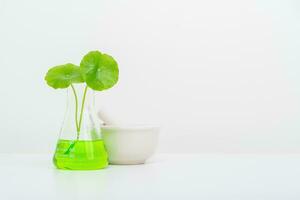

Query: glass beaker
[53,84,108,170]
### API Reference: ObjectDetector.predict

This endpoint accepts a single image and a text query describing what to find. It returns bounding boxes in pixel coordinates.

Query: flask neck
[67,85,94,110]
[60,84,100,140]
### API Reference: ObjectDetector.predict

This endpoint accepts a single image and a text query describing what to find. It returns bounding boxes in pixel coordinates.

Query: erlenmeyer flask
[53,84,108,170]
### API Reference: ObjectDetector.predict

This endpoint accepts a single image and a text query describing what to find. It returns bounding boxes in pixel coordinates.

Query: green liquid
[53,139,108,170]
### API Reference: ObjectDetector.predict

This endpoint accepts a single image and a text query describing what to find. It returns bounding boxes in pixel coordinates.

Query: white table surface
[1,153,300,200]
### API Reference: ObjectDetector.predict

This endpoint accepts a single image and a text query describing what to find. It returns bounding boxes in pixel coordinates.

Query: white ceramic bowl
[101,125,159,165]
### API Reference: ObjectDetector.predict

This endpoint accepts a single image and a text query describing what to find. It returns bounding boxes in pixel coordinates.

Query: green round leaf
[45,63,84,89]
[80,51,119,91]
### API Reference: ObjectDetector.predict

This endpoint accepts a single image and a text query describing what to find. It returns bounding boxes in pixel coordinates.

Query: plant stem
[70,84,79,134]
[77,85,88,138]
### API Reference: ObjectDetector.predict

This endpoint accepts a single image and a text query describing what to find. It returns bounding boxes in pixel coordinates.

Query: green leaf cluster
[45,50,119,91]
[45,50,119,140]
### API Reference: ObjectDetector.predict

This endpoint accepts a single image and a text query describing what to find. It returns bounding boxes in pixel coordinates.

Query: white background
[0,0,299,154]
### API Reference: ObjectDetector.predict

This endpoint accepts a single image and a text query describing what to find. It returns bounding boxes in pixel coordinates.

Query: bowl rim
[101,124,160,131]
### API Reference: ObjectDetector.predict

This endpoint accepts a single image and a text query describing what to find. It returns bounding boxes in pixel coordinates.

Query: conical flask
[53,84,108,170]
